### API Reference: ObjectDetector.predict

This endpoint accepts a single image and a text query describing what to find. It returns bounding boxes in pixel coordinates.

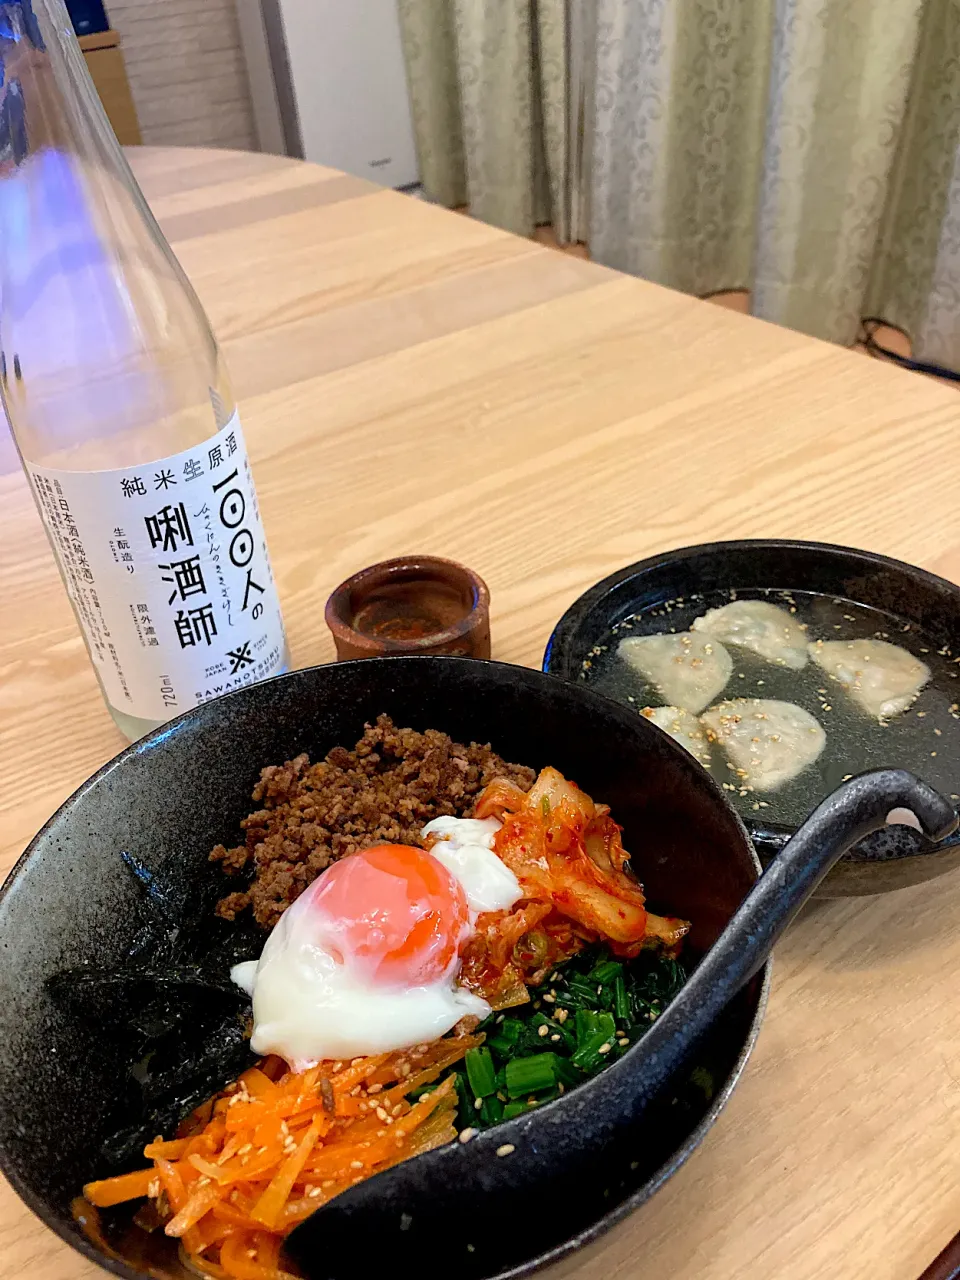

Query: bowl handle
[715,769,956,984]
[635,770,957,1084]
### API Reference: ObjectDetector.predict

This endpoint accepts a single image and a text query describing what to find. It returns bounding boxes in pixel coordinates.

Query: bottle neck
[0,0,233,470]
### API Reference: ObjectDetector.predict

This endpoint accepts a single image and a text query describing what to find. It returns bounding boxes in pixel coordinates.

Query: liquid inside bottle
[0,0,289,739]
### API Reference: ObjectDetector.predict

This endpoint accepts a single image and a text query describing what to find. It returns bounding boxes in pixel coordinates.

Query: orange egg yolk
[308,844,470,987]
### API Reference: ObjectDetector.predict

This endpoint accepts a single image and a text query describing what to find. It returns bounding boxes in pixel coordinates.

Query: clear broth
[581,589,960,829]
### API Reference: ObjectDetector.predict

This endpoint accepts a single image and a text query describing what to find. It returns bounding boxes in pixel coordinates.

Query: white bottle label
[27,414,287,723]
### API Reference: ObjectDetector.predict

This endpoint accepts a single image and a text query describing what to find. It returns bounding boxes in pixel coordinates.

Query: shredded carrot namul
[83,1036,478,1280]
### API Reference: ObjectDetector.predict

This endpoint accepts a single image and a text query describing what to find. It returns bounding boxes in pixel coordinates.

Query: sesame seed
[542,992,555,1003]
[459,1127,478,1144]
[551,1034,561,1042]
[350,1160,364,1170]
[496,1144,516,1157]
[598,1042,612,1054]
[474,1097,483,1110]
[538,1025,549,1038]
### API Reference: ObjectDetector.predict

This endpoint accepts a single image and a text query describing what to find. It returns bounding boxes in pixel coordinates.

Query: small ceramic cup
[324,555,491,660]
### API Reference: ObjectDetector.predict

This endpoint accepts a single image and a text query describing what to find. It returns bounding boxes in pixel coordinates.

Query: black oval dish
[0,658,768,1280]
[544,540,960,896]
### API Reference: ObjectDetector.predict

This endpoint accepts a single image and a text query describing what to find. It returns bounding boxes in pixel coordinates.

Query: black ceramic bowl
[544,540,960,896]
[0,658,767,1280]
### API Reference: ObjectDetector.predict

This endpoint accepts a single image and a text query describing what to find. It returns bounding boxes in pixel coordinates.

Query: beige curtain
[399,0,960,369]
[396,0,572,239]
[591,0,960,360]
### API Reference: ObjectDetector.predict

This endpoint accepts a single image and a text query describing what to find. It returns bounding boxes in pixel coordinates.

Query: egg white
[231,817,522,1070]
[421,815,521,913]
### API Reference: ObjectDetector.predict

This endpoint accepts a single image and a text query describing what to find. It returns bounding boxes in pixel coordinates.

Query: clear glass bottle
[0,0,289,740]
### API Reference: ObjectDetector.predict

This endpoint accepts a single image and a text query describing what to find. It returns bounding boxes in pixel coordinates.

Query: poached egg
[232,817,521,1069]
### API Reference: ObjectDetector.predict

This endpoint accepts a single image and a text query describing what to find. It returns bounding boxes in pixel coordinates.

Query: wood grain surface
[2,147,960,1280]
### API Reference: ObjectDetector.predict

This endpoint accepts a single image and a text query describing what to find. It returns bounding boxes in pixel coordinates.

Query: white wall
[106,0,257,150]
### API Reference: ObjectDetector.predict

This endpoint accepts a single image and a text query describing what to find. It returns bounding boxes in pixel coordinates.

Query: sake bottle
[0,0,289,740]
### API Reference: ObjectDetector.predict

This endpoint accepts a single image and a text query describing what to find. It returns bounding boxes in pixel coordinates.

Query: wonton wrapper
[692,600,808,669]
[618,633,732,714]
[641,705,713,768]
[701,698,826,792]
[809,638,930,720]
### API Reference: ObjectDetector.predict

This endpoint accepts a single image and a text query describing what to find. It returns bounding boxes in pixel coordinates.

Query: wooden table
[2,146,960,1280]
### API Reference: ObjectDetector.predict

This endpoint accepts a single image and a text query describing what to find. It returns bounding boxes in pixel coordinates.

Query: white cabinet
[236,0,419,189]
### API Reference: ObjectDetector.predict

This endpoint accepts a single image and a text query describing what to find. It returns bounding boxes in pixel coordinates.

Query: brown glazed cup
[324,556,491,660]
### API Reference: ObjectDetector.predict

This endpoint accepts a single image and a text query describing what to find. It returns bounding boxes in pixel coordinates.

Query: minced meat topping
[211,715,535,930]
